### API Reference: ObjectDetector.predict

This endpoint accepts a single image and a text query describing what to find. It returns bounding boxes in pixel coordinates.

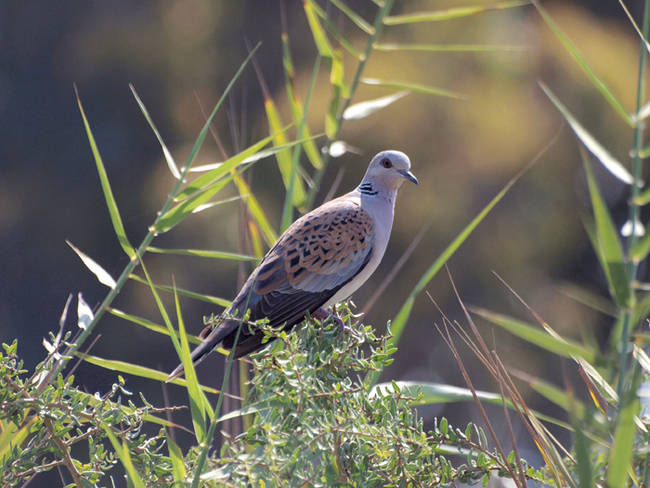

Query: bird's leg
[312,308,350,335]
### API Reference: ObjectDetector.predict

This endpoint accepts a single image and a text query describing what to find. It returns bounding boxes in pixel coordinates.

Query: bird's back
[211,193,375,357]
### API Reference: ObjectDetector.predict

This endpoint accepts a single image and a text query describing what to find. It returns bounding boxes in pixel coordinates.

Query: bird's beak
[398,169,418,185]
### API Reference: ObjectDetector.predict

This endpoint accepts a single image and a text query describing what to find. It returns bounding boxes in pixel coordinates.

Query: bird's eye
[381,158,392,168]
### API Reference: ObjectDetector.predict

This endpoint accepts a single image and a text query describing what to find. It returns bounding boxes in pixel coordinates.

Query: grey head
[359,150,418,195]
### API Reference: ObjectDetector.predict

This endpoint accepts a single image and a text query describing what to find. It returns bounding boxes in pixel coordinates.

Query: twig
[43,417,82,487]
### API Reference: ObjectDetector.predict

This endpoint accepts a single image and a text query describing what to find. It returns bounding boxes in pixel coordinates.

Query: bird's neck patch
[359,181,378,196]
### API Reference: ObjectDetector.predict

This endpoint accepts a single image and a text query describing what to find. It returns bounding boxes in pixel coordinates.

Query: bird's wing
[165,196,374,381]
[231,195,374,327]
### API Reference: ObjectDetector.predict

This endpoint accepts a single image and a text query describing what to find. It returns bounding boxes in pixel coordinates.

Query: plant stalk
[305,0,394,210]
[281,55,322,231]
[617,0,650,401]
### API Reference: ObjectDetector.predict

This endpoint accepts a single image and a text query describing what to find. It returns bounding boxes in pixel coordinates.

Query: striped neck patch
[359,182,378,195]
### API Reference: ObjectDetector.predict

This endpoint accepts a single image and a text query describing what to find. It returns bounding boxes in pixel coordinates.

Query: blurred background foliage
[1,0,648,466]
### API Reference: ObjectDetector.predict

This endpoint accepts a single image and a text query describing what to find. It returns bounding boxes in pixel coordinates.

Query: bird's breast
[323,194,395,308]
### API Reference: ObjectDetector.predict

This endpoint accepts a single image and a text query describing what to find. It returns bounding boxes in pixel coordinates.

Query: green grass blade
[75,86,135,259]
[471,307,597,363]
[264,99,306,208]
[533,1,634,126]
[174,283,211,442]
[102,426,146,488]
[312,2,364,59]
[281,53,322,232]
[155,176,239,233]
[374,43,525,53]
[146,246,258,262]
[189,135,323,173]
[558,283,618,317]
[129,273,231,308]
[108,307,203,345]
[371,381,569,429]
[366,164,527,386]
[582,152,632,307]
[572,409,594,488]
[607,397,640,487]
[361,78,465,99]
[304,0,334,58]
[281,28,323,177]
[232,175,278,248]
[371,381,503,405]
[540,82,634,185]
[77,352,221,394]
[66,240,116,289]
[215,400,273,424]
[630,229,650,263]
[325,50,347,139]
[383,0,529,24]
[281,31,324,171]
[517,373,587,418]
[343,90,409,120]
[136,258,183,359]
[166,432,187,483]
[577,357,618,403]
[173,133,276,202]
[0,418,36,464]
[129,84,181,179]
[329,0,374,34]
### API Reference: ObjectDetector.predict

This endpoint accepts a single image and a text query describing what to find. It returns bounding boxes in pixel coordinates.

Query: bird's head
[362,150,418,192]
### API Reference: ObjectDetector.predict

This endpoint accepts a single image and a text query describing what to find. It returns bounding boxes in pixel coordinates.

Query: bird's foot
[313,308,351,335]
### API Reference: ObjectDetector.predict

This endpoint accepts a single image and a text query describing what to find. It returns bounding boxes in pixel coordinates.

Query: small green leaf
[471,307,597,363]
[304,0,334,58]
[581,153,632,307]
[167,433,187,483]
[343,91,409,120]
[102,425,146,488]
[66,240,116,289]
[383,0,529,24]
[362,78,465,99]
[174,283,212,443]
[75,87,135,259]
[630,228,650,263]
[77,293,94,330]
[130,84,181,179]
[534,1,633,126]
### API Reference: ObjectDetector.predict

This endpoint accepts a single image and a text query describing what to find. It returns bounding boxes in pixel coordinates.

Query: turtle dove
[167,150,417,381]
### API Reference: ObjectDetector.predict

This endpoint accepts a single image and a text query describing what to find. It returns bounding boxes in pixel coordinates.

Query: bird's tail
[164,319,239,383]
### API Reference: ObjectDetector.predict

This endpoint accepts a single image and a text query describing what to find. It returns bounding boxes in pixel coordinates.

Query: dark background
[2,0,648,479]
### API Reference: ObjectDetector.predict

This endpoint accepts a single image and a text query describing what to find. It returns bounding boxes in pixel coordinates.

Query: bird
[166,150,417,382]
